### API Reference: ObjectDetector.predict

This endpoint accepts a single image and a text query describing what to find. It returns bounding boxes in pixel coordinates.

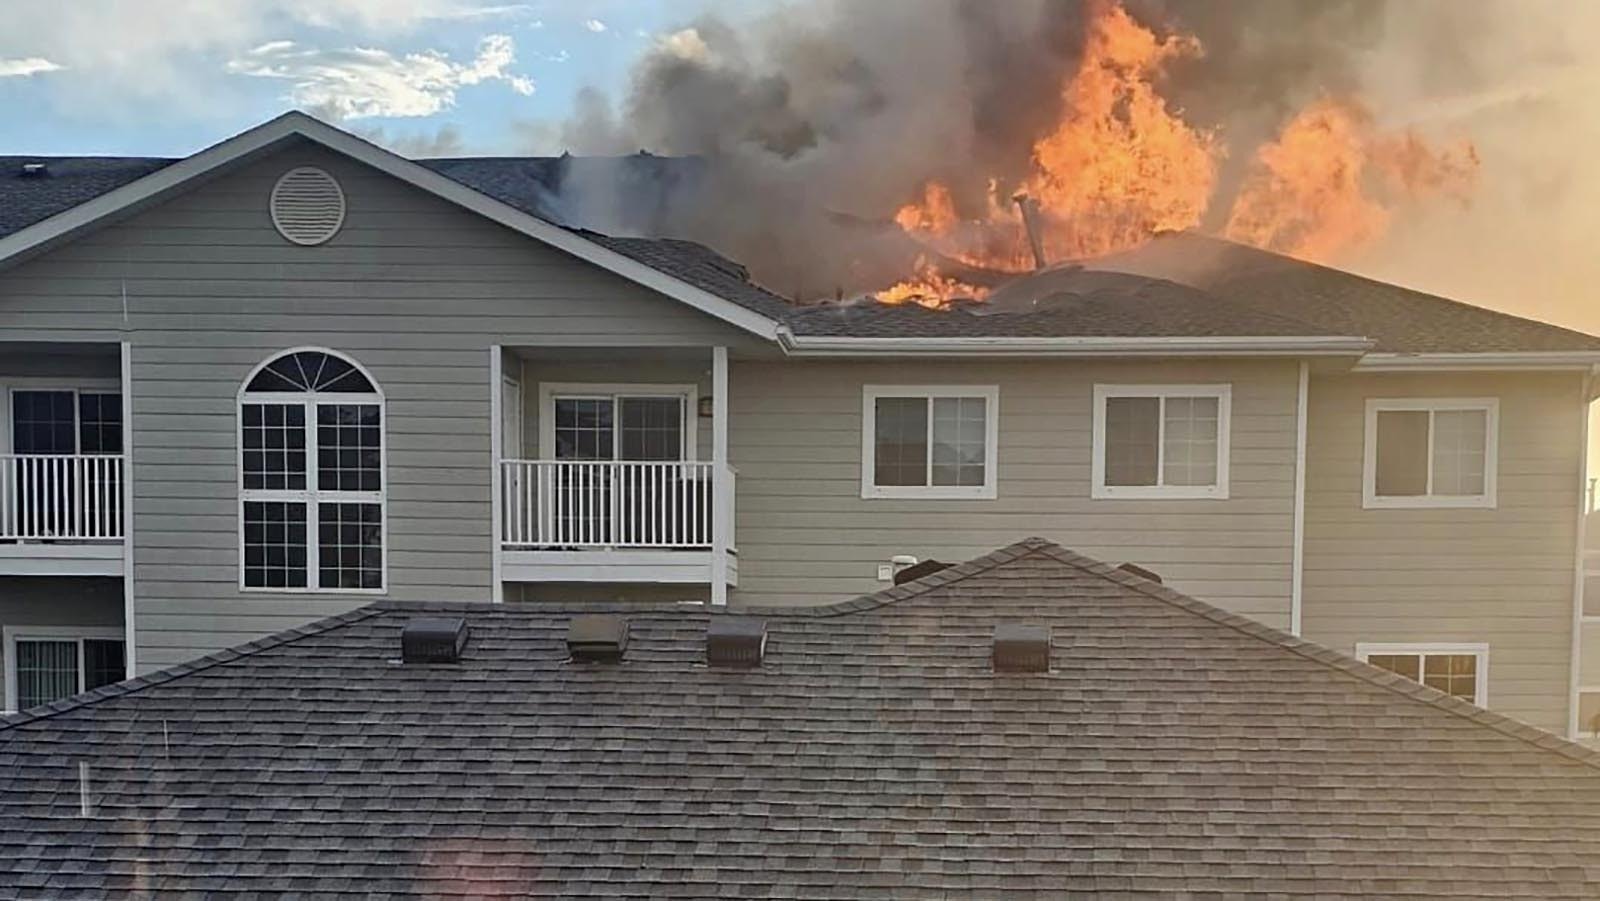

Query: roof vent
[992,623,1051,673]
[270,166,346,246]
[1116,562,1163,584]
[568,614,628,663]
[18,162,48,179]
[401,616,469,664]
[706,617,767,667]
[893,559,949,585]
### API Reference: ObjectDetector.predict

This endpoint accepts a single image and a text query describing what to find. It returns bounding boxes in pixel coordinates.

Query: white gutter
[1356,351,1600,371]
[776,330,1373,358]
[1290,360,1309,637]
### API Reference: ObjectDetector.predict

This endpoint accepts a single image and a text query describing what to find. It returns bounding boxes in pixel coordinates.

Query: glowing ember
[881,0,1479,304]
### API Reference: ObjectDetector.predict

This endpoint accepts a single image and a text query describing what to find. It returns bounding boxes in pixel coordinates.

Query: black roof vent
[568,614,628,663]
[1116,562,1163,584]
[706,617,767,667]
[893,559,950,585]
[401,616,468,664]
[992,623,1051,673]
[18,162,49,179]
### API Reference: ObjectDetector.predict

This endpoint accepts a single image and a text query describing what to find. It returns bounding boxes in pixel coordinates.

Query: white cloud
[0,57,64,78]
[583,19,607,33]
[227,33,534,120]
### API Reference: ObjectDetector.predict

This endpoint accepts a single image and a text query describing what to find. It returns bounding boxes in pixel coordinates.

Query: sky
[0,0,765,157]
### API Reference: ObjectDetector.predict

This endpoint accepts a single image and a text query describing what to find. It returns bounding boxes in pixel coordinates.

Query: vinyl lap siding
[1300,371,1584,734]
[0,140,757,674]
[729,359,1300,625]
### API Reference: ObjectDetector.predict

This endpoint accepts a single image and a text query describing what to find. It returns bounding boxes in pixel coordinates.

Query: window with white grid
[862,386,998,499]
[1364,398,1497,509]
[239,349,384,592]
[1093,385,1231,499]
[1356,643,1489,707]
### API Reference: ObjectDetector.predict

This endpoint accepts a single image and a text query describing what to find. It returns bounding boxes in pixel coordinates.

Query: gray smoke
[529,0,1581,308]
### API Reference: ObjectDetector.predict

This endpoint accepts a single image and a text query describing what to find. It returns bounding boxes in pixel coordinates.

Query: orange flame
[880,0,1479,305]
[1223,97,1478,261]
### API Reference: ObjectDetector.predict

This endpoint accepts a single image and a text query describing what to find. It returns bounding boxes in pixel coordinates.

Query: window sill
[862,485,998,500]
[1362,494,1496,510]
[1092,485,1228,501]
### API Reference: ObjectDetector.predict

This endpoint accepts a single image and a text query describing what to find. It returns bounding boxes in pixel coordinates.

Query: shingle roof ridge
[0,604,387,731]
[1026,540,1600,770]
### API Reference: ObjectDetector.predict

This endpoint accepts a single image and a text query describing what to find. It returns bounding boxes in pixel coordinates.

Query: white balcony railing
[0,454,126,541]
[500,459,732,550]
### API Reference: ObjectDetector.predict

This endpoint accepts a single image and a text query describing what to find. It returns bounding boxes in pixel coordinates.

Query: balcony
[498,459,736,585]
[0,453,126,575]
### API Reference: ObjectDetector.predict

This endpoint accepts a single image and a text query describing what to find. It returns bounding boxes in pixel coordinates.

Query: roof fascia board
[777,332,1373,358]
[0,111,783,343]
[1354,352,1600,371]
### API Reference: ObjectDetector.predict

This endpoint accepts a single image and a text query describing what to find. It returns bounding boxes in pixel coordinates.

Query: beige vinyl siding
[1301,370,1584,734]
[728,358,1300,625]
[0,139,759,674]
[0,576,124,707]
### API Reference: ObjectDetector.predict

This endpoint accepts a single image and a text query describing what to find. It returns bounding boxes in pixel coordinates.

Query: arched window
[238,349,384,591]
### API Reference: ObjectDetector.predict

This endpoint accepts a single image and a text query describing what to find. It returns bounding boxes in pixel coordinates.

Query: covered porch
[491,345,736,601]
[0,341,128,577]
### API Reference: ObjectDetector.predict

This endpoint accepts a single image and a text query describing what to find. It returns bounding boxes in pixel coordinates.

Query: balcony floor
[501,548,737,585]
[0,542,124,576]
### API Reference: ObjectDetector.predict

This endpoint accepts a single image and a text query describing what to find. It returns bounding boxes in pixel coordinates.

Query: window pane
[11,390,76,454]
[874,397,928,487]
[318,502,383,590]
[618,397,683,462]
[83,639,125,691]
[243,501,308,588]
[931,397,987,487]
[78,393,123,455]
[554,398,614,461]
[1422,653,1478,700]
[1162,396,1219,487]
[241,403,307,491]
[1374,410,1429,497]
[1366,654,1421,681]
[316,404,382,492]
[1431,409,1487,497]
[15,639,79,709]
[1104,397,1159,487]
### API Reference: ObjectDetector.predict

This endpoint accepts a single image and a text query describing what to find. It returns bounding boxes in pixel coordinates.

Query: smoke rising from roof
[527,0,1599,330]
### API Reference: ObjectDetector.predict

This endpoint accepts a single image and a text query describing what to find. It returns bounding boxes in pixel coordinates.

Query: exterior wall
[0,138,759,675]
[0,575,123,706]
[727,358,1302,627]
[1300,370,1585,735]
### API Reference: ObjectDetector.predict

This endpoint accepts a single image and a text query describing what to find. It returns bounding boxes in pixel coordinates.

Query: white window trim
[1363,397,1498,509]
[1355,641,1490,707]
[536,382,700,461]
[2,625,125,714]
[860,385,999,500]
[236,348,388,595]
[1091,384,1232,500]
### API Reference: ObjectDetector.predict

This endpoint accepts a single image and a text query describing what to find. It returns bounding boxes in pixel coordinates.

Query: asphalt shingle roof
[5,539,1600,898]
[4,153,1599,351]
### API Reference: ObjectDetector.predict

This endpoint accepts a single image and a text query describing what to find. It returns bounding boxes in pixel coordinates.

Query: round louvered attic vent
[269,167,346,246]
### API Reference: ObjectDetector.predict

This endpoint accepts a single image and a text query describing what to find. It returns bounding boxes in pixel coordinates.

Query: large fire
[880,0,1478,305]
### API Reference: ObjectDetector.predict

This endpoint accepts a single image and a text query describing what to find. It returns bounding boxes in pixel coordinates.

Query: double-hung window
[239,349,384,592]
[3,628,125,712]
[1364,398,1497,508]
[1356,643,1488,707]
[862,386,998,499]
[1092,385,1231,499]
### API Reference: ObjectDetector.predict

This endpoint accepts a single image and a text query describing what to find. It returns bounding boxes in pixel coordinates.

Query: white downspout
[710,346,730,606]
[120,340,136,677]
[489,345,504,603]
[1291,360,1308,636]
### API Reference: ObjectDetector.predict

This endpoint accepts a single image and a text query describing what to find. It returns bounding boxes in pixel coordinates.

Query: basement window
[1364,398,1497,509]
[862,385,997,499]
[1092,384,1231,499]
[1356,642,1488,707]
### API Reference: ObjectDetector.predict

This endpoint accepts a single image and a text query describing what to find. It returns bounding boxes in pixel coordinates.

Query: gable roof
[6,538,1600,898]
[5,118,1600,360]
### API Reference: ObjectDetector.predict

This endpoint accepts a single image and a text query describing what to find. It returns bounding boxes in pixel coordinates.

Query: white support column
[710,346,730,606]
[1567,370,1594,739]
[489,345,505,603]
[120,340,136,677]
